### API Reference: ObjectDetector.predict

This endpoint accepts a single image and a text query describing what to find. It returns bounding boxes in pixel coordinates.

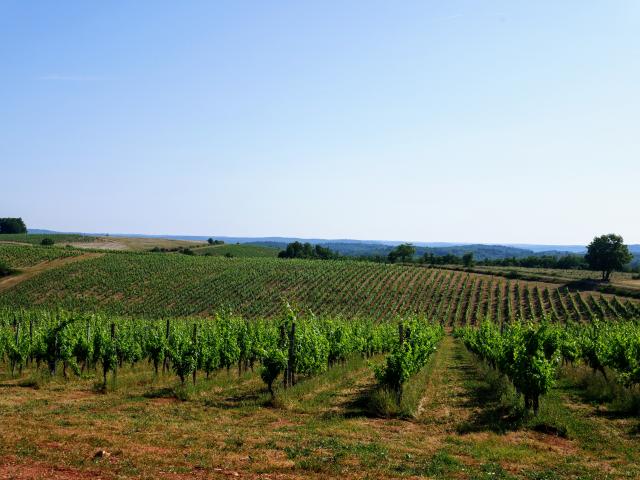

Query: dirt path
[0,253,103,293]
[415,335,482,430]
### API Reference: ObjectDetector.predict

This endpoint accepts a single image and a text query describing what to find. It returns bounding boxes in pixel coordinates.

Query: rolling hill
[1,245,638,321]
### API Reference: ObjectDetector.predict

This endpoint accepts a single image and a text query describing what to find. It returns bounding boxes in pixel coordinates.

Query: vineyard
[0,244,82,268]
[456,319,640,413]
[2,246,640,478]
[1,247,639,323]
[0,307,442,408]
[0,233,97,245]
[1,303,640,478]
[192,243,279,258]
[449,264,640,297]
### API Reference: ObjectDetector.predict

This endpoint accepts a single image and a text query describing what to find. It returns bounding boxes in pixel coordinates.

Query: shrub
[41,238,54,246]
[0,260,13,277]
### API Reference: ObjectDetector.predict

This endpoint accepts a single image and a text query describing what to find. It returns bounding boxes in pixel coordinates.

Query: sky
[2,1,639,245]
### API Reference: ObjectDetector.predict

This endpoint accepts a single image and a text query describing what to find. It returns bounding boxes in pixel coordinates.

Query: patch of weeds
[398,351,438,418]
[223,436,244,450]
[457,359,526,434]
[17,377,40,389]
[15,438,38,457]
[530,421,568,438]
[143,386,176,399]
[126,414,154,434]
[561,364,640,415]
[284,444,313,459]
[184,450,211,468]
[178,436,197,448]
[608,386,640,415]
[92,381,108,394]
[86,436,112,448]
[296,456,328,472]
[392,450,461,477]
[284,437,388,474]
[173,384,192,401]
[469,461,516,480]
[524,391,613,455]
[523,469,563,480]
[426,450,461,476]
[10,398,48,415]
[262,439,278,449]
[559,365,616,404]
[368,387,400,417]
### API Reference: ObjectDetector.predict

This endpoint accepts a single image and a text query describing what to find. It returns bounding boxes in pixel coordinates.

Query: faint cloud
[39,74,105,82]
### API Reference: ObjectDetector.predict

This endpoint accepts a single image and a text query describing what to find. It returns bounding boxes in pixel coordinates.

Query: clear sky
[2,1,639,244]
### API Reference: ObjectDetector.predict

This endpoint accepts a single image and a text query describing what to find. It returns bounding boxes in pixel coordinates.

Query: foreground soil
[1,338,638,479]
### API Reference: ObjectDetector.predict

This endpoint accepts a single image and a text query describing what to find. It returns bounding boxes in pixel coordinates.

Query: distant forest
[270,241,640,272]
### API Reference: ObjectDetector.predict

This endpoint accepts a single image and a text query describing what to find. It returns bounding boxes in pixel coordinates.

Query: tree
[388,243,415,263]
[278,241,339,260]
[207,238,214,245]
[41,238,54,246]
[462,252,474,267]
[585,234,632,281]
[0,218,27,234]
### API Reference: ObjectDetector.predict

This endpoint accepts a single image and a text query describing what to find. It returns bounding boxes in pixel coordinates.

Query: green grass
[193,243,278,258]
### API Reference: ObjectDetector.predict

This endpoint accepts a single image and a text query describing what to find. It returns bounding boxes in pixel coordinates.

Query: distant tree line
[452,254,587,269]
[278,241,340,260]
[150,246,195,255]
[0,217,27,234]
[277,234,638,279]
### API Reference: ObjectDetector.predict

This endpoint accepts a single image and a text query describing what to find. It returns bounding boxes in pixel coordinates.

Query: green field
[0,233,97,245]
[0,244,82,268]
[1,245,638,322]
[448,264,640,297]
[192,243,279,258]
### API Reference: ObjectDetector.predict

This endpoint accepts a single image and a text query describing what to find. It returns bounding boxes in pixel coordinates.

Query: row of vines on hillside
[0,244,81,269]
[1,247,639,323]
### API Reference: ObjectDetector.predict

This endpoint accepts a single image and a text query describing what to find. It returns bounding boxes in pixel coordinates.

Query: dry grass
[68,236,207,251]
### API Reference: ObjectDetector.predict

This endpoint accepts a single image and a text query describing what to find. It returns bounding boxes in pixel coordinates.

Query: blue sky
[2,1,639,244]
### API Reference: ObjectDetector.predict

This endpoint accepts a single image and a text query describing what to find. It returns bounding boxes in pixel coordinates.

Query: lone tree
[462,252,474,267]
[0,217,27,234]
[585,234,632,281]
[388,243,416,263]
